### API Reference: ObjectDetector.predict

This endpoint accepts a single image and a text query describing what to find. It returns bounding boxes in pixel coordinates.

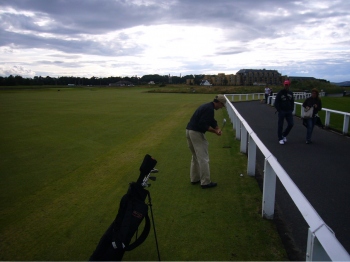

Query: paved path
[232,101,350,259]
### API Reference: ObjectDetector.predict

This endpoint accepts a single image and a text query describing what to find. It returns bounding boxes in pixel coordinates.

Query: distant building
[236,69,282,86]
[148,81,155,85]
[200,80,212,86]
[186,79,194,85]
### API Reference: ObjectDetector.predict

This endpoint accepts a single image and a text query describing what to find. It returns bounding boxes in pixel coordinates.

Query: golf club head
[141,179,152,187]
[137,154,157,185]
[151,168,159,173]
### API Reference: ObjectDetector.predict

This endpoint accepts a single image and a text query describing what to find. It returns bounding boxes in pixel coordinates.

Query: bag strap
[125,213,151,251]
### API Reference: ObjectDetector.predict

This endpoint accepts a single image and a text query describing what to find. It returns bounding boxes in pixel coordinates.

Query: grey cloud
[0,28,144,56]
[1,0,349,81]
[2,0,349,43]
[0,0,165,34]
[215,47,248,56]
[0,65,36,77]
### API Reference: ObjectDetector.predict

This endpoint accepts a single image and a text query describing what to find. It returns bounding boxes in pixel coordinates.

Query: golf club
[222,118,231,148]
[141,168,159,187]
[222,118,226,129]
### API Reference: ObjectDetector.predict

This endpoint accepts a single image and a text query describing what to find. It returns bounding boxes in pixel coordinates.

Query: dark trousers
[265,94,269,103]
[278,111,294,140]
[306,117,316,142]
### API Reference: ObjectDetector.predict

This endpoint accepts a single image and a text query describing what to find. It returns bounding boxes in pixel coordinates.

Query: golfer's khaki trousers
[186,129,211,185]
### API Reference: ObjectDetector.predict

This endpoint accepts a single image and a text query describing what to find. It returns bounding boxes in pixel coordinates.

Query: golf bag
[89,154,159,261]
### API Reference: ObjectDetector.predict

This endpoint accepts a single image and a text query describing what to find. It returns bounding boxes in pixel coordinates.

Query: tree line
[0,74,205,86]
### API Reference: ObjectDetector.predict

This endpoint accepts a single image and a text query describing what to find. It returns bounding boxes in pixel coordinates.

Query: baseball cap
[283,80,291,86]
[215,95,226,107]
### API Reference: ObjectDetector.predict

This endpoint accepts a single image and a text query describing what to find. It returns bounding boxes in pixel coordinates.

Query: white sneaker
[279,139,284,145]
[283,136,287,142]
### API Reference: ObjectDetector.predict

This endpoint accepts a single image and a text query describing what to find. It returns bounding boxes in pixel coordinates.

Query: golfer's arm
[208,126,220,134]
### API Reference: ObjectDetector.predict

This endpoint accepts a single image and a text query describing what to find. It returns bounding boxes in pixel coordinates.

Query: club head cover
[137,154,157,184]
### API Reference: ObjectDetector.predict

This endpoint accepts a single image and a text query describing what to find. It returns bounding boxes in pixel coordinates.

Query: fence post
[325,111,331,127]
[247,135,256,176]
[342,114,349,134]
[262,158,276,219]
[306,227,331,261]
[240,124,248,153]
[235,117,241,140]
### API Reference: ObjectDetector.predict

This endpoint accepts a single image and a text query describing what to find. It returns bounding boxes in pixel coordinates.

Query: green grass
[0,87,287,261]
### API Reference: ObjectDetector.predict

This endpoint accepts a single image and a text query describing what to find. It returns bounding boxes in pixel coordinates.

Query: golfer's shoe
[279,139,284,145]
[201,182,217,189]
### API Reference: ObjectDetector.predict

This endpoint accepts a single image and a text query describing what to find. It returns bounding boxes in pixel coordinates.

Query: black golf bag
[89,154,159,261]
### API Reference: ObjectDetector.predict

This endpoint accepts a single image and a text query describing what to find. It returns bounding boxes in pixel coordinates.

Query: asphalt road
[232,100,350,260]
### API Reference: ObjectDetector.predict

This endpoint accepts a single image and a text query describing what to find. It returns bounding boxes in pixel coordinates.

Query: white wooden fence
[296,103,350,135]
[224,94,350,261]
[226,92,349,135]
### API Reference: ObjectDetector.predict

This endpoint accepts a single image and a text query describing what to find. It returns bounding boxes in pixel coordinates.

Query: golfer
[186,95,226,189]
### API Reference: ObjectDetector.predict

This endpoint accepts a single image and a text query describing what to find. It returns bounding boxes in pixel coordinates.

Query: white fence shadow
[224,94,350,261]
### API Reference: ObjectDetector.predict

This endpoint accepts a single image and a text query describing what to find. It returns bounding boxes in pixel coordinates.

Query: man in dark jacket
[274,80,294,145]
[186,95,226,189]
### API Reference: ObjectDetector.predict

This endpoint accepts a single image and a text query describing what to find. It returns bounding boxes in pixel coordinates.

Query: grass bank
[0,87,287,260]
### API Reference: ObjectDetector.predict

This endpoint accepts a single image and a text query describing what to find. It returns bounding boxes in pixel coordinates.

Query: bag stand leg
[148,193,161,261]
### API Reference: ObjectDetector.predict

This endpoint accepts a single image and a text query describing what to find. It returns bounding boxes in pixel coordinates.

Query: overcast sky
[1,0,349,82]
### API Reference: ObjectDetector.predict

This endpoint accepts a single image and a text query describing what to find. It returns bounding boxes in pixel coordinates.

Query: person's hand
[215,128,222,136]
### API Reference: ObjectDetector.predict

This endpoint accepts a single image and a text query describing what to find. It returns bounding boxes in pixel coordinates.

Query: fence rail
[224,94,350,261]
[294,102,350,135]
[226,92,349,135]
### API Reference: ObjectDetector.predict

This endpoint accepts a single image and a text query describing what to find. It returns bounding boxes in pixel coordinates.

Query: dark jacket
[303,96,322,116]
[186,102,217,133]
[275,89,294,112]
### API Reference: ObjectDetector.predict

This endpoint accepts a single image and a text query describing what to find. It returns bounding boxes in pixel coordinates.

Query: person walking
[264,85,270,103]
[274,79,294,145]
[186,95,226,189]
[302,88,322,144]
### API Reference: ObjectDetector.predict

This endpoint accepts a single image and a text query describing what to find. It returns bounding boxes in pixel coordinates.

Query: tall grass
[0,87,287,260]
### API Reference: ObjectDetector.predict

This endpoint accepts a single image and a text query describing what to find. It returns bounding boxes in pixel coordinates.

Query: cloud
[0,0,350,82]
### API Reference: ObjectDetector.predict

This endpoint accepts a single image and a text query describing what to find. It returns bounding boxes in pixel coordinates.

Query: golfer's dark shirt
[186,102,218,133]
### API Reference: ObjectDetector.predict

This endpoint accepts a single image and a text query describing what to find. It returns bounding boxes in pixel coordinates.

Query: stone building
[236,69,282,86]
